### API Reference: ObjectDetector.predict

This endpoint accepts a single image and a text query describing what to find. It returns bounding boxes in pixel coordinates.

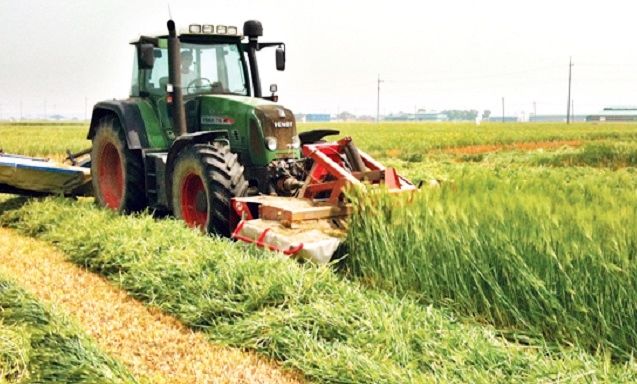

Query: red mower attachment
[300,136,416,204]
[230,137,415,264]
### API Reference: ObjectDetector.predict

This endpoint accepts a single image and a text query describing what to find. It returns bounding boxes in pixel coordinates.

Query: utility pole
[566,57,573,124]
[19,101,23,121]
[501,97,505,123]
[533,101,537,116]
[376,74,383,124]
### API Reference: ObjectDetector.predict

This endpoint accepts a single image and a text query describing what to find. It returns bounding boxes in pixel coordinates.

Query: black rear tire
[90,116,146,212]
[171,143,248,236]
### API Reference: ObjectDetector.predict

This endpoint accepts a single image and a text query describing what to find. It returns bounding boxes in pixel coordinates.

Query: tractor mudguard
[298,129,340,145]
[87,100,149,149]
[164,130,230,204]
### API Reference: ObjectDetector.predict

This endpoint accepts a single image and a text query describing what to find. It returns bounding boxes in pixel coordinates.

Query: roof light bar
[185,24,239,35]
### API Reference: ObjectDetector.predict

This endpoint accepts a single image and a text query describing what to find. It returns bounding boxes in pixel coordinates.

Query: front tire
[91,116,146,212]
[171,143,248,236]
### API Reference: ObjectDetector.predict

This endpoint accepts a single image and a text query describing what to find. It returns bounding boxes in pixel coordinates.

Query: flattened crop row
[0,276,136,384]
[2,197,636,383]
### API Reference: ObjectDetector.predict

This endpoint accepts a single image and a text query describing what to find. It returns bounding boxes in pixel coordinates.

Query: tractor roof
[131,24,243,44]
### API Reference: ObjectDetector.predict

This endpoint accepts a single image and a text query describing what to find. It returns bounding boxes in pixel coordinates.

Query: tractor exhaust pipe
[243,20,263,98]
[167,20,188,136]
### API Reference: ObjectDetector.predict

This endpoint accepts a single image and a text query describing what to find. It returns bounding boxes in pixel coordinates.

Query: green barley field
[1,121,636,381]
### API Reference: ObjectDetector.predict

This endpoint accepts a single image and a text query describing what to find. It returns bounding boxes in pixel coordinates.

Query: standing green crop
[346,166,637,359]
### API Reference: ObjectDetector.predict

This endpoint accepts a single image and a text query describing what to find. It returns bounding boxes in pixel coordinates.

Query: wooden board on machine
[234,195,352,225]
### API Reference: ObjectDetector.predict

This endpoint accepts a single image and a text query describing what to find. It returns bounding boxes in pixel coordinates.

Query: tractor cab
[122,21,301,189]
[131,37,250,98]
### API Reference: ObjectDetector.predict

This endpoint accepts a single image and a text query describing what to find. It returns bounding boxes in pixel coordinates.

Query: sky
[1,0,637,119]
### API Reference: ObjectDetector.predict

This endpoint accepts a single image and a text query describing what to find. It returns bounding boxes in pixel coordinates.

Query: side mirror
[138,44,155,69]
[276,46,285,71]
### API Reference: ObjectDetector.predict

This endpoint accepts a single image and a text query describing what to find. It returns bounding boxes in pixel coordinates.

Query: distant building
[384,111,448,121]
[488,116,519,122]
[586,107,637,122]
[415,112,448,121]
[384,113,410,121]
[304,113,331,122]
[529,114,586,122]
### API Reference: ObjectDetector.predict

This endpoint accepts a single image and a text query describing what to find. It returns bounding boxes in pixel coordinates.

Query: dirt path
[0,228,303,384]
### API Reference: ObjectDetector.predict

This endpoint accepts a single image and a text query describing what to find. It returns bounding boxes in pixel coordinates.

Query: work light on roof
[186,23,238,35]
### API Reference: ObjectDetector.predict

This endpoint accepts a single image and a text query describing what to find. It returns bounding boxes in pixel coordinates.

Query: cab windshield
[180,42,248,96]
[141,42,248,97]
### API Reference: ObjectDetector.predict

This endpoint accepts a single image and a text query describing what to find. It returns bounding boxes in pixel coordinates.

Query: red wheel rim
[180,173,208,229]
[97,142,124,209]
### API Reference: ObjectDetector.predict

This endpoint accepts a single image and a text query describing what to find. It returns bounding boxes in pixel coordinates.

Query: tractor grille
[255,105,297,150]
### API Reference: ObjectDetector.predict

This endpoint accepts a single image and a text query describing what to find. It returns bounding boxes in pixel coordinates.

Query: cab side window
[147,48,169,95]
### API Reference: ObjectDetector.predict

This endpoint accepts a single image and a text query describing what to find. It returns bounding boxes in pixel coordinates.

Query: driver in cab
[180,50,198,91]
[181,50,224,94]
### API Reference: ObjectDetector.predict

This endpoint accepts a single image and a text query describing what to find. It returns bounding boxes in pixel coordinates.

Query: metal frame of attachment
[300,137,416,204]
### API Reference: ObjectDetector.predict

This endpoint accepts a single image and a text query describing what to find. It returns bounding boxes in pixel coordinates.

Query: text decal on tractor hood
[201,115,235,125]
[274,121,293,128]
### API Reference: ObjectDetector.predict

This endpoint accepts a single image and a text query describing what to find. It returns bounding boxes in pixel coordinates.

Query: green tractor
[0,19,414,262]
[85,19,415,262]
[89,20,310,235]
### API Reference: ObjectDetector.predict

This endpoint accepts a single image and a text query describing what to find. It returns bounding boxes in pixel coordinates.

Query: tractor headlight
[189,24,202,34]
[291,135,301,149]
[265,136,278,151]
[202,24,215,34]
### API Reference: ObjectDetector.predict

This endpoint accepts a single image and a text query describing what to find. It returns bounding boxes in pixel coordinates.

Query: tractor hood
[192,95,299,166]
